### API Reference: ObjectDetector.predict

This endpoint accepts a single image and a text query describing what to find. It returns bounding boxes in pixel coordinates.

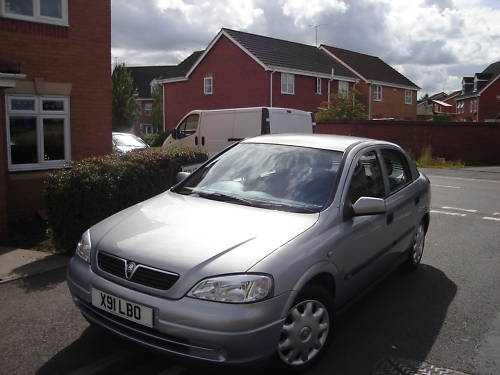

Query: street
[1,167,499,375]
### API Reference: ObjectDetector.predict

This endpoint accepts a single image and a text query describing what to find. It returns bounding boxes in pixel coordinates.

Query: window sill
[8,162,71,173]
[1,14,69,27]
[281,92,295,95]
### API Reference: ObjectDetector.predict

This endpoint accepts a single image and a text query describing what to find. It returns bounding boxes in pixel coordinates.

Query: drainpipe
[162,83,166,132]
[328,68,334,108]
[476,95,480,122]
[269,70,275,107]
[368,82,372,120]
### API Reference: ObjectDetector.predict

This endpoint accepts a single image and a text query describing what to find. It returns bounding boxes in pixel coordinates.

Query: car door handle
[202,136,205,146]
[195,136,198,146]
[387,212,394,225]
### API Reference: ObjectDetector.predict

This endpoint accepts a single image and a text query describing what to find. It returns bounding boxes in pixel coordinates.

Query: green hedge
[44,145,207,253]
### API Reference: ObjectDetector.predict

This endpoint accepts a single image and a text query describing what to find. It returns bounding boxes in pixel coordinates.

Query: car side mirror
[176,171,190,183]
[352,197,386,216]
[171,129,177,139]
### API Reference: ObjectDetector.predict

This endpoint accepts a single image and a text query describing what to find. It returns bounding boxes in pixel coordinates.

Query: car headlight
[189,274,273,303]
[75,229,92,264]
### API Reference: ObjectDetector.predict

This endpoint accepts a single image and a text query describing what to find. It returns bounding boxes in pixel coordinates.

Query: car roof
[242,133,395,152]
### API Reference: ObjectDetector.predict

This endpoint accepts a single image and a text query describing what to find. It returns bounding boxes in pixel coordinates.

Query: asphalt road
[1,167,499,375]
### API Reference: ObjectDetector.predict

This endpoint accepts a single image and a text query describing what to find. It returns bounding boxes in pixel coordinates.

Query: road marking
[426,174,500,184]
[442,206,478,213]
[483,217,500,222]
[431,210,466,217]
[434,184,461,189]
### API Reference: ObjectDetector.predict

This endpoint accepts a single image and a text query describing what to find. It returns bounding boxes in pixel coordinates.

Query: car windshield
[173,143,344,213]
[113,133,146,147]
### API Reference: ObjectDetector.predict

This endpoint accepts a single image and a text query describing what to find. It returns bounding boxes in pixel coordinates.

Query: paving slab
[0,246,69,283]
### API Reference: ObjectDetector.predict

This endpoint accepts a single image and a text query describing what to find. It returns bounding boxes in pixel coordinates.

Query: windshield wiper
[194,192,255,206]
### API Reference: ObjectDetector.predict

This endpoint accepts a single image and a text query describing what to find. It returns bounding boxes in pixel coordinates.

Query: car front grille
[97,252,179,291]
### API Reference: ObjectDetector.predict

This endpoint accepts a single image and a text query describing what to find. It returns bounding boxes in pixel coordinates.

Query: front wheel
[275,285,334,372]
[404,222,426,270]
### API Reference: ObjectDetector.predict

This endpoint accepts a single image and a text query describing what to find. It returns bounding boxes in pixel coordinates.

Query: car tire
[404,221,426,270]
[274,284,334,372]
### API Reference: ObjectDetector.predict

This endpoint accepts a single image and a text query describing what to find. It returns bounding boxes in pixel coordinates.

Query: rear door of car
[379,147,420,259]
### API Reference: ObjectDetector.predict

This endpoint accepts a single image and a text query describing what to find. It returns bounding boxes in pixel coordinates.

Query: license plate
[91,288,153,328]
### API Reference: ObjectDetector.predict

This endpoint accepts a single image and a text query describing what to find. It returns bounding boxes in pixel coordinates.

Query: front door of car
[174,114,200,148]
[335,149,393,301]
[380,148,419,257]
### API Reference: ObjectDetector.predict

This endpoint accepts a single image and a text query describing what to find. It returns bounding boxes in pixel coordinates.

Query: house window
[338,81,349,98]
[142,123,153,135]
[6,95,70,171]
[457,102,464,114]
[373,85,382,101]
[470,99,477,113]
[144,103,152,116]
[405,90,412,104]
[281,73,295,94]
[1,0,68,26]
[315,78,322,94]
[204,76,213,95]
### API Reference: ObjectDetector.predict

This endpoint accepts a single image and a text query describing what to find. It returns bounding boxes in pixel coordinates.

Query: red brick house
[0,0,111,240]
[320,45,420,120]
[127,51,203,135]
[455,61,500,122]
[160,28,358,130]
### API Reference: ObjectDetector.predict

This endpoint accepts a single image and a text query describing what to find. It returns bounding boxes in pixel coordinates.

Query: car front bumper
[67,257,289,364]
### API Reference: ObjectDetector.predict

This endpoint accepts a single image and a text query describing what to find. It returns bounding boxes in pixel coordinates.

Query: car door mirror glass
[176,171,191,183]
[352,197,386,216]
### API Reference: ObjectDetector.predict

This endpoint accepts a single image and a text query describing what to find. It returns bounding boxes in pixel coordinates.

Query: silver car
[67,134,430,371]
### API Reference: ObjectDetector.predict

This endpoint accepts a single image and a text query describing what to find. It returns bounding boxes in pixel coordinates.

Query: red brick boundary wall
[315,120,500,164]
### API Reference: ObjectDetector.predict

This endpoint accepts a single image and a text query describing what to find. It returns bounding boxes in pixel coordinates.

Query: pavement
[0,246,69,284]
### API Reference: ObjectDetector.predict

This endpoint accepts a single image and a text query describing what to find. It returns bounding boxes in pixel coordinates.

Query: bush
[44,145,207,253]
[140,130,170,147]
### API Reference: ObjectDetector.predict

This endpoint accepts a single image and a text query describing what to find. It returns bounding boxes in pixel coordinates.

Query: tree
[151,83,163,130]
[315,90,367,122]
[112,63,139,132]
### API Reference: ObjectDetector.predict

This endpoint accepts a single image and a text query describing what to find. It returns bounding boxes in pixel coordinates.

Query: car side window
[347,151,385,204]
[381,149,412,193]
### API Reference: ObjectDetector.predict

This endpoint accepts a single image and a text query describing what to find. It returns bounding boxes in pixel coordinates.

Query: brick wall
[316,120,500,164]
[0,0,111,223]
[371,85,417,120]
[479,78,500,122]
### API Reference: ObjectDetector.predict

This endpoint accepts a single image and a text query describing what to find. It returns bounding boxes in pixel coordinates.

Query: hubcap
[412,224,425,263]
[278,300,330,366]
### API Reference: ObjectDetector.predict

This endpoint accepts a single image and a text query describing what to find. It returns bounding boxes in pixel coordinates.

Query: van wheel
[404,222,426,270]
[275,285,333,372]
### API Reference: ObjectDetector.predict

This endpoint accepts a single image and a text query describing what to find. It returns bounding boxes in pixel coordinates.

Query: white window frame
[338,81,349,98]
[5,94,71,172]
[204,76,213,95]
[0,0,69,26]
[281,73,295,95]
[405,90,412,104]
[373,85,382,101]
[315,77,322,95]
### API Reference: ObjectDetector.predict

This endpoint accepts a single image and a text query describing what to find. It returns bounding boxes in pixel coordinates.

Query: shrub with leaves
[44,145,207,253]
[316,90,367,122]
[140,130,170,147]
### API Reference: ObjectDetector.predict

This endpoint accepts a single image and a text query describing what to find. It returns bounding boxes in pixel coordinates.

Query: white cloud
[280,0,348,26]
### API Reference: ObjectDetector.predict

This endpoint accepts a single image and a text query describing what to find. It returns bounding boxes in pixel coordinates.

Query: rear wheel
[275,284,333,372]
[404,222,426,270]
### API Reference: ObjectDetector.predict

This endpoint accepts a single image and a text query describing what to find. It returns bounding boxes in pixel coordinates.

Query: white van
[163,107,314,156]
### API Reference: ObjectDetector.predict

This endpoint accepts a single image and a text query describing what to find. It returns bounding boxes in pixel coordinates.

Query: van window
[177,114,199,138]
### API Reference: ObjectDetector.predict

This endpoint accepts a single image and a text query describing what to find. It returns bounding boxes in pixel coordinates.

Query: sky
[111,0,500,97]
